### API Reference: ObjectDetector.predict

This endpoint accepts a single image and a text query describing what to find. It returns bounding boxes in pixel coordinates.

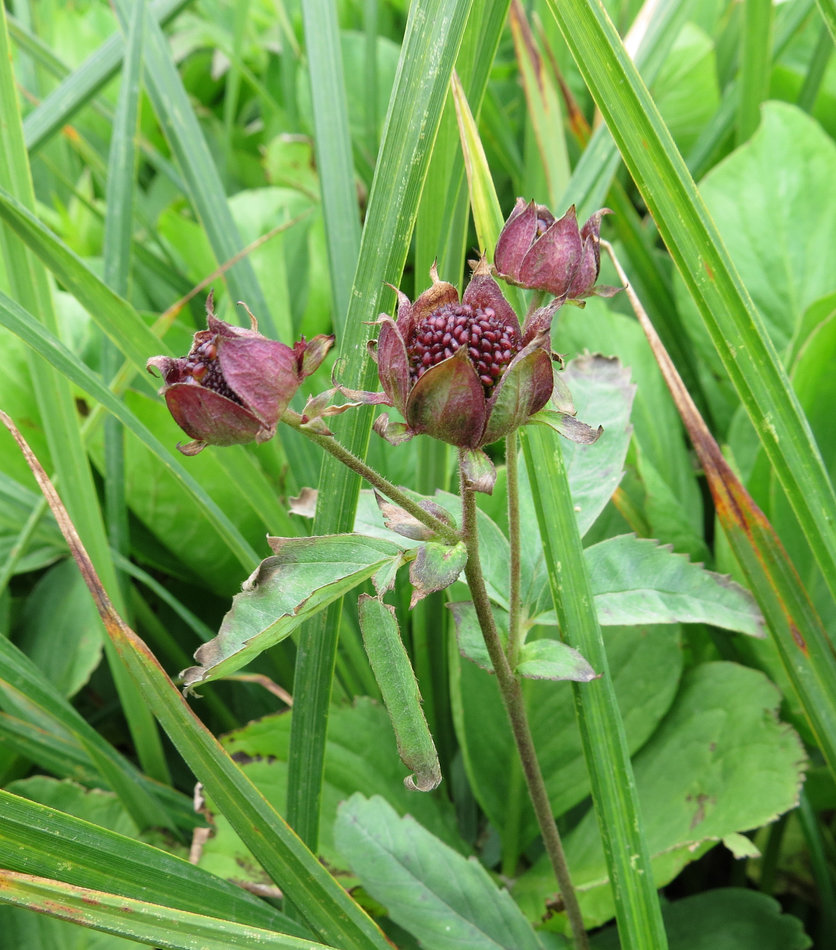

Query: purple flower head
[494,198,619,301]
[370,259,555,449]
[147,292,333,455]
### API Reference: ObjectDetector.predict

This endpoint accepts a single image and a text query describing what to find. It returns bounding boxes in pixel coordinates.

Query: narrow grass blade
[1,413,392,950]
[737,0,774,144]
[102,0,145,604]
[0,872,332,950]
[286,0,474,853]
[509,0,570,206]
[22,0,194,153]
[559,0,698,218]
[301,0,361,330]
[0,635,190,833]
[816,0,836,43]
[111,0,275,335]
[0,6,168,782]
[0,790,300,936]
[456,90,668,948]
[547,0,836,609]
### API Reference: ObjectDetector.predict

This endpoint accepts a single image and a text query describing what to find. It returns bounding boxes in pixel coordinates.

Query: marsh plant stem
[285,411,461,543]
[458,454,588,950]
[506,431,524,669]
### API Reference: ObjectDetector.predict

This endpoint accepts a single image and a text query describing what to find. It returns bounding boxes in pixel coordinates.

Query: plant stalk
[506,431,524,669]
[285,410,461,544]
[458,454,588,950]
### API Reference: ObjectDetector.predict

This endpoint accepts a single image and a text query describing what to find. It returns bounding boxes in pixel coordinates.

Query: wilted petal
[219,337,301,427]
[405,346,487,448]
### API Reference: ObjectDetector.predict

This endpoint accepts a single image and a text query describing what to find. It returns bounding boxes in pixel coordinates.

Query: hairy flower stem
[506,431,523,669]
[284,410,461,544]
[459,453,588,950]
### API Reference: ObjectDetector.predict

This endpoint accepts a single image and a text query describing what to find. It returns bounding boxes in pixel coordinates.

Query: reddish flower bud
[147,292,334,455]
[494,198,619,301]
[371,260,554,450]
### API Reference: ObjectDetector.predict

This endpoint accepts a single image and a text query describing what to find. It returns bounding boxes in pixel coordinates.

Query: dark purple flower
[494,198,619,300]
[147,292,333,455]
[370,259,554,449]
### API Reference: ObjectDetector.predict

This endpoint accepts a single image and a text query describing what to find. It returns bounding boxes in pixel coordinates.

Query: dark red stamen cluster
[408,303,518,391]
[182,336,242,404]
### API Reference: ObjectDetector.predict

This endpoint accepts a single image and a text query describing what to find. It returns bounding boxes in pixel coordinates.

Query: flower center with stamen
[182,336,243,405]
[408,303,519,392]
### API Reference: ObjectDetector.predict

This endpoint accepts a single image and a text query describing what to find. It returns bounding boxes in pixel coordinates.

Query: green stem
[458,453,588,950]
[506,431,524,669]
[285,410,461,544]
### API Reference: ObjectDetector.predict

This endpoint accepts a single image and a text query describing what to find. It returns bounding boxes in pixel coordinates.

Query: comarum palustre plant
[147,198,612,949]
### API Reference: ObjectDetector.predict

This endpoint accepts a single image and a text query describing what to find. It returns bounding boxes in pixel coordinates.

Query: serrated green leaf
[182,535,406,689]
[517,663,806,929]
[516,639,598,683]
[452,625,683,849]
[534,535,764,637]
[409,539,468,607]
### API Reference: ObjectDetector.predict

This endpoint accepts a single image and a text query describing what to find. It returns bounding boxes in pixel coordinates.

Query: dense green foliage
[0,1,834,948]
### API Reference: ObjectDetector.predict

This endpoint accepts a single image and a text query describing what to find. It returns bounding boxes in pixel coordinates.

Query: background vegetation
[0,0,834,947]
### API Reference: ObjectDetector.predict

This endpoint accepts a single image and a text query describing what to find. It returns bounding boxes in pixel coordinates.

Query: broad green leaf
[451,624,683,852]
[651,24,720,155]
[677,103,836,380]
[516,663,806,928]
[546,355,636,538]
[181,535,406,689]
[557,289,708,564]
[587,888,811,950]
[0,872,331,950]
[14,559,102,697]
[450,601,596,683]
[358,594,441,791]
[533,535,764,637]
[196,699,465,888]
[335,793,546,950]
